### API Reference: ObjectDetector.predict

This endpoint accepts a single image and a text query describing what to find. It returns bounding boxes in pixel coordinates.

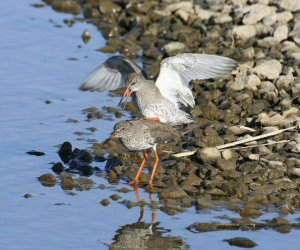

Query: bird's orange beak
[111,132,119,139]
[118,87,132,109]
[124,88,132,98]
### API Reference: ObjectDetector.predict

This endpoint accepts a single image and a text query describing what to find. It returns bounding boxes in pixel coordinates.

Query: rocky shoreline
[38,0,300,231]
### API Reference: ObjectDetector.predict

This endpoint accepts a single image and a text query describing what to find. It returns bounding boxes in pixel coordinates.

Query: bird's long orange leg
[130,150,149,187]
[149,148,160,189]
[145,117,160,121]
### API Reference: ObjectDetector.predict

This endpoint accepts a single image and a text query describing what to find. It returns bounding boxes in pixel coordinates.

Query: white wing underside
[155,54,238,108]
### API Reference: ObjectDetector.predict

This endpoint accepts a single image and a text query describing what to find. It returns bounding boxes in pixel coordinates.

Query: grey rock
[259,113,290,126]
[291,52,300,62]
[194,5,212,20]
[263,13,277,26]
[159,186,188,199]
[277,11,293,24]
[228,71,247,90]
[216,159,237,171]
[242,47,255,60]
[275,74,294,90]
[257,37,279,48]
[175,9,190,23]
[252,60,282,80]
[221,149,233,160]
[280,98,292,109]
[281,41,299,53]
[280,0,300,12]
[228,125,255,135]
[248,154,260,161]
[198,147,221,162]
[242,4,272,25]
[287,168,300,177]
[273,25,289,42]
[282,107,299,118]
[233,25,256,41]
[259,81,277,98]
[214,14,232,24]
[99,1,121,14]
[245,74,261,91]
[166,1,194,13]
[163,42,187,56]
[254,23,272,36]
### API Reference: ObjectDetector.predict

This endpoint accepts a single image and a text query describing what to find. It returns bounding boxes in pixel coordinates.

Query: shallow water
[1,1,300,249]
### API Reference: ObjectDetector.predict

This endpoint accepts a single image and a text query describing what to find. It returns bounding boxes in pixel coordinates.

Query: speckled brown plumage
[112,119,180,187]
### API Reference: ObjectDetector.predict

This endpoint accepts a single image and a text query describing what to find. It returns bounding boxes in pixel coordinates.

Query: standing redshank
[81,53,238,125]
[111,119,180,188]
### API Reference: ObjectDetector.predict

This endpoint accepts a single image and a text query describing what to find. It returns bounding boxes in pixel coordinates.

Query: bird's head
[111,121,132,139]
[118,73,145,108]
[126,73,145,92]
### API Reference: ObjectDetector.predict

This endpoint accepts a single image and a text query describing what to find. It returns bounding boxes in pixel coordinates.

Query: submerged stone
[224,237,257,248]
[38,173,57,187]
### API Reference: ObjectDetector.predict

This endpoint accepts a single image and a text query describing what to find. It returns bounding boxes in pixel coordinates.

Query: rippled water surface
[1,1,300,249]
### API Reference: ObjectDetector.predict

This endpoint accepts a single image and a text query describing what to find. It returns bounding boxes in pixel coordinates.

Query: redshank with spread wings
[81,53,238,125]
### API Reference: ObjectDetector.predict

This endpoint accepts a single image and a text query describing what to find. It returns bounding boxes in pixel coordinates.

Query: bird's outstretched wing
[80,56,146,91]
[155,53,238,107]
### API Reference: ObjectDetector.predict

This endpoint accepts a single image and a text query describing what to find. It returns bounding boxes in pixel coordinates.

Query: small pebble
[23,193,33,198]
[110,194,121,201]
[100,199,110,206]
[52,162,64,173]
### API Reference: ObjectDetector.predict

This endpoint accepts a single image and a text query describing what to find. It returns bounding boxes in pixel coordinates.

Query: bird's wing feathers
[80,56,145,91]
[146,121,180,144]
[155,53,238,107]
[133,120,179,145]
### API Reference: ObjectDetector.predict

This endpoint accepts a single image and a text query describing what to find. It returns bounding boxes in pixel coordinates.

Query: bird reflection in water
[107,187,189,250]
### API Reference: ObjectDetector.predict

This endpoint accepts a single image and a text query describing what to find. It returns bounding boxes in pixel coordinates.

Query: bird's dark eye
[118,127,125,132]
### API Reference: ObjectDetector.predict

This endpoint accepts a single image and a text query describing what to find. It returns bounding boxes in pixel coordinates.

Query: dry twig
[216,126,295,150]
[219,140,291,151]
[170,126,296,158]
